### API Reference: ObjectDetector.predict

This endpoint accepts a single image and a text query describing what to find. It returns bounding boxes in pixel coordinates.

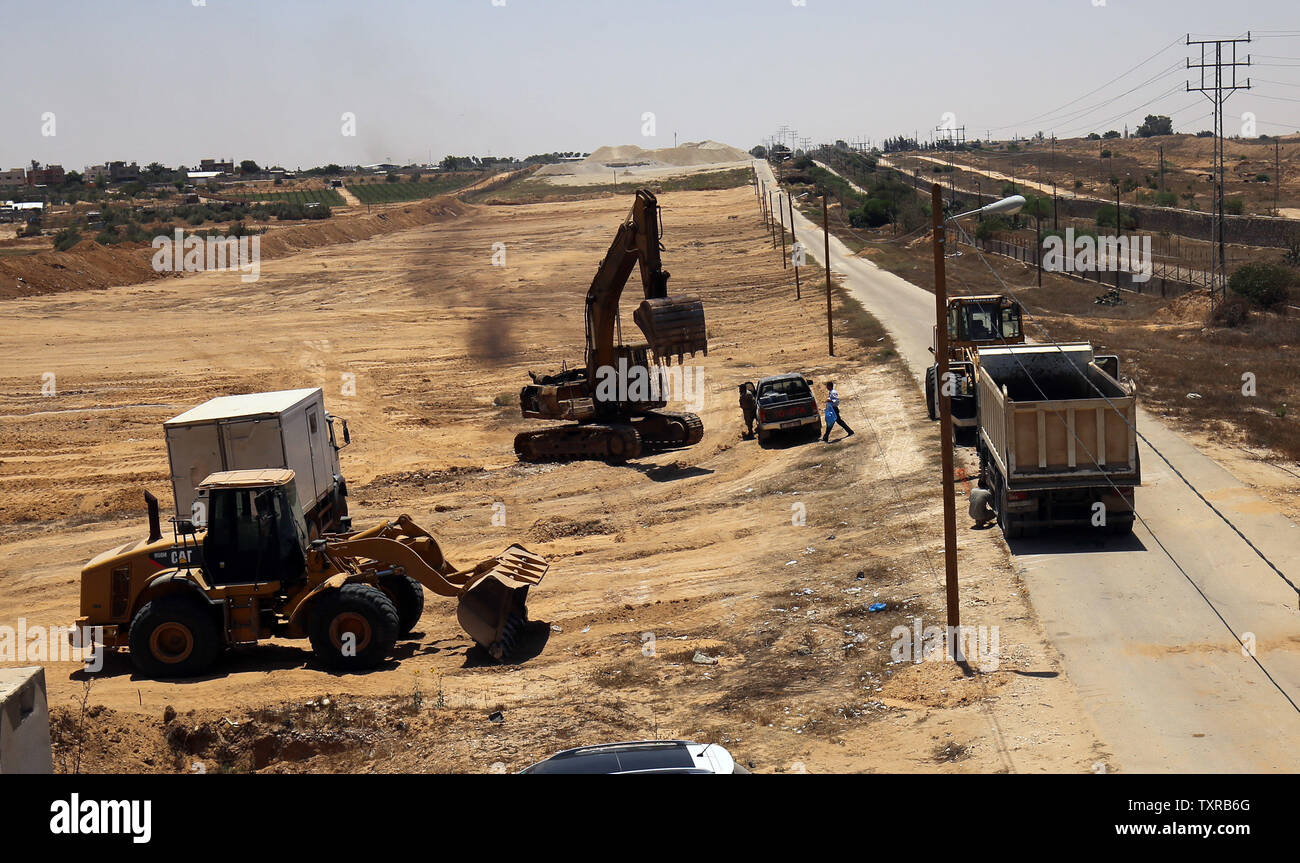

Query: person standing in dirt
[738,382,757,439]
[822,380,855,442]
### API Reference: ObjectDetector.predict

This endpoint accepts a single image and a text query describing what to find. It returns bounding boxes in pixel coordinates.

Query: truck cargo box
[976,343,1139,536]
[163,388,347,532]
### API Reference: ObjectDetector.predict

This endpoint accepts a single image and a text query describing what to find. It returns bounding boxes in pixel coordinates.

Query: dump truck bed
[977,343,1139,485]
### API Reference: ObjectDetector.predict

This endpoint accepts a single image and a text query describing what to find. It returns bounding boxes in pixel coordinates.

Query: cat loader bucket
[328,516,548,661]
[634,296,708,363]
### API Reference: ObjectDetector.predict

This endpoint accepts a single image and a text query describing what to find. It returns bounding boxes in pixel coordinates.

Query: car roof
[522,740,720,774]
[757,373,809,384]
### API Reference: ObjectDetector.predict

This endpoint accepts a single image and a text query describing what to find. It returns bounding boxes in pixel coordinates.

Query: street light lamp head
[980,194,1025,217]
[949,194,1025,221]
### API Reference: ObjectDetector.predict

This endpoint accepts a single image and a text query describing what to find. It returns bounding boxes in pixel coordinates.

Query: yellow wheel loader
[74,469,547,678]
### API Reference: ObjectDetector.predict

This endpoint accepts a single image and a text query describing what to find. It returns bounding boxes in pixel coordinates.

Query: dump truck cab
[926,295,1024,434]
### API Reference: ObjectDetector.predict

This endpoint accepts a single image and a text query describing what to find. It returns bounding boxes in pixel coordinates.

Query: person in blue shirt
[822,380,855,443]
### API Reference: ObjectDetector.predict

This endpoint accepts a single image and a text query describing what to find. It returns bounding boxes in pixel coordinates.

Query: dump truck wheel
[128,595,221,679]
[380,574,425,636]
[924,367,938,421]
[308,584,399,671]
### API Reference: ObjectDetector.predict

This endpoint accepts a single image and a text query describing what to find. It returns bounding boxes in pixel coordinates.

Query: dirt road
[760,158,1300,772]
[0,184,1106,773]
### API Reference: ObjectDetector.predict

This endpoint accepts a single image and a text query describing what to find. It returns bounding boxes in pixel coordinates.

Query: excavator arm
[584,189,707,372]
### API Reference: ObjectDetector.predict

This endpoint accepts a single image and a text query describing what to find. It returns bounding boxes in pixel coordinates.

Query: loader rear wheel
[308,584,399,671]
[128,595,221,679]
[380,573,425,636]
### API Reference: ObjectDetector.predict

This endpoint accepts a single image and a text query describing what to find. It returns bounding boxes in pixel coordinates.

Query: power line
[988,35,1185,132]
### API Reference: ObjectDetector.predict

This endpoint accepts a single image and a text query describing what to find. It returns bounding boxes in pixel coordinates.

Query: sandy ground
[0,185,1108,773]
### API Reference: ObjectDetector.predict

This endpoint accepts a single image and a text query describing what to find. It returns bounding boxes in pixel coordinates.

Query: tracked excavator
[515,189,709,461]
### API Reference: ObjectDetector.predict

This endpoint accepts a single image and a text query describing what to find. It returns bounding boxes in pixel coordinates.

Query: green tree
[1229,262,1293,309]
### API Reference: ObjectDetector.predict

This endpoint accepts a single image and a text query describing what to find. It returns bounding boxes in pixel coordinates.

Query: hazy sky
[4,0,1297,171]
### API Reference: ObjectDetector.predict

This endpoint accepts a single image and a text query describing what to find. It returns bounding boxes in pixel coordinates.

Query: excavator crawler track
[634,411,704,450]
[514,424,643,462]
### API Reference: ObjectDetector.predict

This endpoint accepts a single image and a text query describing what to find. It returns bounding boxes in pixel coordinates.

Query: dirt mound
[1154,288,1212,324]
[538,140,749,179]
[528,515,609,542]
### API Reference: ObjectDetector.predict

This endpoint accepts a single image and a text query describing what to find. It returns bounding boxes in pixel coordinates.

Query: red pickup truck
[753,373,821,442]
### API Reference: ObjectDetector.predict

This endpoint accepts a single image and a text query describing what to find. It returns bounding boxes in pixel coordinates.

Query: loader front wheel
[380,573,425,636]
[308,584,399,671]
[128,595,221,679]
[924,366,939,421]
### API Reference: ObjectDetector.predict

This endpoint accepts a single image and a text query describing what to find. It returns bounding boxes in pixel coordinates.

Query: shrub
[1224,197,1244,215]
[1228,262,1293,309]
[53,228,81,251]
[850,198,893,228]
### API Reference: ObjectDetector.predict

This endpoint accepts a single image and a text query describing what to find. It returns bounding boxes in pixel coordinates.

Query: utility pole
[822,193,834,357]
[1276,138,1281,215]
[1115,182,1122,291]
[1187,32,1252,309]
[929,183,959,630]
[778,191,788,269]
[769,190,778,248]
[788,192,801,299]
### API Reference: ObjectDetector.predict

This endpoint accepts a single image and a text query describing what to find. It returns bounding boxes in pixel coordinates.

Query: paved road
[756,159,1300,772]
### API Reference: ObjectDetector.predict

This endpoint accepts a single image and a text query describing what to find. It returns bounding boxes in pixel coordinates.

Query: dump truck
[73,469,547,678]
[752,373,820,443]
[972,343,1139,538]
[925,294,1024,439]
[515,189,709,461]
[164,388,351,537]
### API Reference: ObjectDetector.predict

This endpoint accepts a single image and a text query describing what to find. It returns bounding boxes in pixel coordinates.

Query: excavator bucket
[634,296,708,363]
[455,545,549,661]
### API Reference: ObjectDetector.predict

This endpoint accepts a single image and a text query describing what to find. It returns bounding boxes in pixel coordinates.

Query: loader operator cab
[945,296,1023,348]
[193,469,308,587]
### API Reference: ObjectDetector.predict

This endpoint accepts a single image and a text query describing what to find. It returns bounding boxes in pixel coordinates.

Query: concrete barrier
[0,667,53,774]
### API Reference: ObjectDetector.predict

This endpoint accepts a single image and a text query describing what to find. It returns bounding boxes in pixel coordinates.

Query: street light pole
[930,183,960,630]
[930,187,1025,637]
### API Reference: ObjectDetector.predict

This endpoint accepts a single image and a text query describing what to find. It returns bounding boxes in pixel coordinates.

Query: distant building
[108,161,140,182]
[199,158,235,174]
[0,168,25,189]
[83,164,110,183]
[27,164,64,186]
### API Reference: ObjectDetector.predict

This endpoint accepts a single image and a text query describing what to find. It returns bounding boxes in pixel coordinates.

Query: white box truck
[163,388,351,536]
